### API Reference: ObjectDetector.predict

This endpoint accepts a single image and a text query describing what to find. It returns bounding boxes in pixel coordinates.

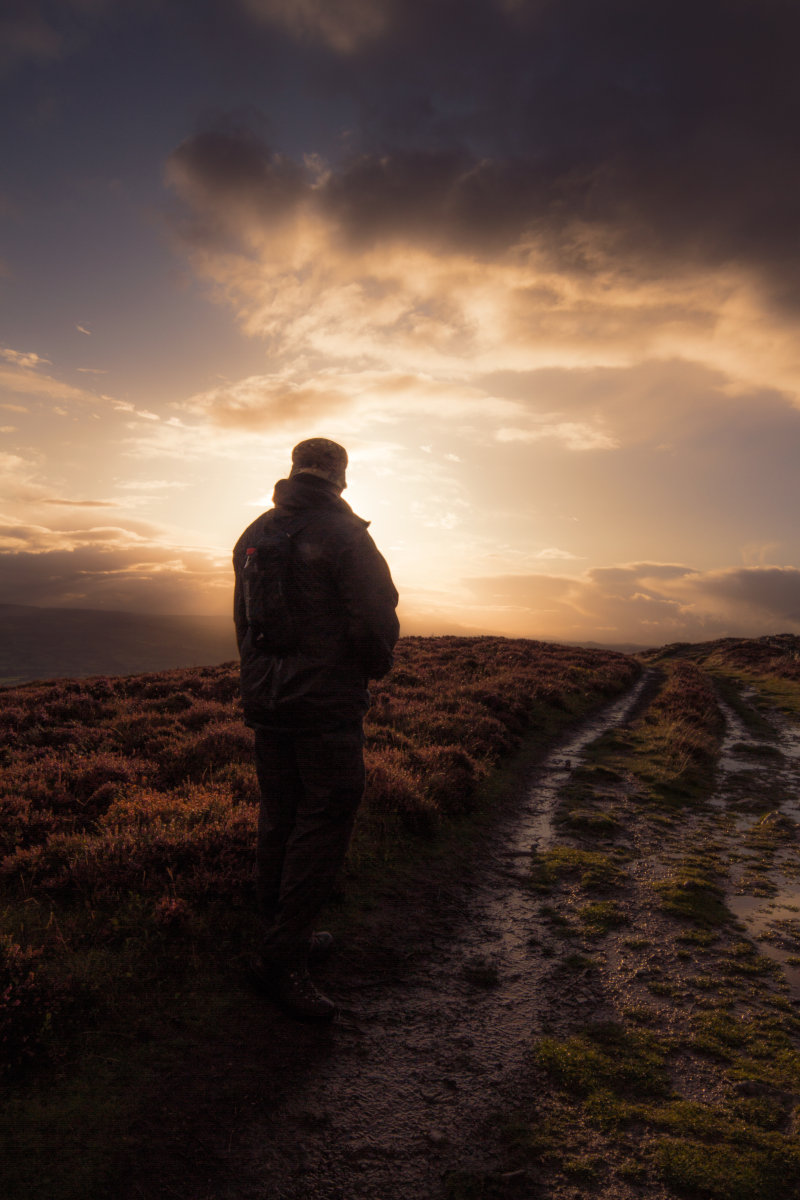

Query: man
[233,438,399,1020]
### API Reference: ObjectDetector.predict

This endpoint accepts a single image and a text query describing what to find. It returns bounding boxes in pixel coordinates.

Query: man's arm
[232,528,253,653]
[337,529,399,679]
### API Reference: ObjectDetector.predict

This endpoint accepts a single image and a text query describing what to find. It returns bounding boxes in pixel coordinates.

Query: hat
[290,438,348,487]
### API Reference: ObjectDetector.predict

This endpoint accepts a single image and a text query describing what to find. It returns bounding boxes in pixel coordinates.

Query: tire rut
[222,674,653,1200]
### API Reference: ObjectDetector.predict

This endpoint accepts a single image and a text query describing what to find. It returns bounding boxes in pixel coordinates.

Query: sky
[2,0,800,647]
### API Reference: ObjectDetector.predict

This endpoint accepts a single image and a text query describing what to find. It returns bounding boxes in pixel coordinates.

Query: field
[4,634,800,1200]
[0,635,637,1197]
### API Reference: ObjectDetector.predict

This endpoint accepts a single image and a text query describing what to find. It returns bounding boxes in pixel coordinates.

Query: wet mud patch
[109,676,658,1200]
[113,664,800,1200]
[711,689,800,996]
[497,663,800,1198]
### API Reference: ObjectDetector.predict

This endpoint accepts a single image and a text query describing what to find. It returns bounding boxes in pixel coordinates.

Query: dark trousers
[253,721,366,967]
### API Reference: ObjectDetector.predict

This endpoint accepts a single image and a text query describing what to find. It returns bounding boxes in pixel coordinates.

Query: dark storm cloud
[169,129,542,255]
[169,127,305,218]
[170,0,800,298]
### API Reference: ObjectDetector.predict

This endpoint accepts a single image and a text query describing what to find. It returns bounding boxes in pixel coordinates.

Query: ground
[106,664,800,1200]
[5,648,800,1200]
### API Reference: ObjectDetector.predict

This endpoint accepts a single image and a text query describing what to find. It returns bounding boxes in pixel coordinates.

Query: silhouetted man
[233,438,399,1020]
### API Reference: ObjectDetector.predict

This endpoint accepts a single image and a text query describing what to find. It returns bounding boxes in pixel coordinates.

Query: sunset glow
[2,0,800,645]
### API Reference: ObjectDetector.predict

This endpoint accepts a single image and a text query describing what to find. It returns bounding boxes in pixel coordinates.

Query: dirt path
[121,673,800,1200]
[711,690,800,995]
[119,677,652,1200]
[229,675,656,1200]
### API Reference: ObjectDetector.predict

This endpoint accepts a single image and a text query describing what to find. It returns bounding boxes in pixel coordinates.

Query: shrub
[0,935,86,1079]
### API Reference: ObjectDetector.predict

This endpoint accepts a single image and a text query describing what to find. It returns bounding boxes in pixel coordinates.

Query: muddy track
[120,670,800,1200]
[120,677,653,1200]
[712,689,800,995]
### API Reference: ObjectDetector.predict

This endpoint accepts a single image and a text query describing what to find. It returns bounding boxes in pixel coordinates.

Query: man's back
[234,468,398,727]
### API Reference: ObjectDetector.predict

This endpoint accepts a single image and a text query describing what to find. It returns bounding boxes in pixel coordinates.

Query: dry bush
[0,935,85,1079]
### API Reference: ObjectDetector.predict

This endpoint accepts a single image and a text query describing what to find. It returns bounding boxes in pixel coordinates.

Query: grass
[527,1008,800,1199]
[0,635,640,1199]
[532,1022,672,1100]
[498,641,800,1198]
[7,632,800,1200]
[653,854,731,927]
[652,1133,800,1200]
[529,845,627,893]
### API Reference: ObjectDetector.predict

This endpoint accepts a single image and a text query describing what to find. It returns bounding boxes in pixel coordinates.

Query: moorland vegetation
[492,642,800,1200]
[0,635,637,1091]
[7,633,800,1200]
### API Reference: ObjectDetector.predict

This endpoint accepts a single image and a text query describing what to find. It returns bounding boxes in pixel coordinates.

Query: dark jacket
[233,473,399,727]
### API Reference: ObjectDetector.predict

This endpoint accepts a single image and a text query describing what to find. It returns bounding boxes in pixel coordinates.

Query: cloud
[462,562,800,643]
[496,421,617,451]
[165,115,800,401]
[535,548,582,561]
[44,498,122,509]
[680,567,800,625]
[0,519,232,616]
[171,0,800,311]
[178,364,624,462]
[1,348,52,369]
[0,355,97,406]
[184,372,357,431]
[116,480,190,492]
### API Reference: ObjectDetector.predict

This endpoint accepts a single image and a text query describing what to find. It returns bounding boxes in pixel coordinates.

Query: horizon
[9,598,800,653]
[3,1,800,648]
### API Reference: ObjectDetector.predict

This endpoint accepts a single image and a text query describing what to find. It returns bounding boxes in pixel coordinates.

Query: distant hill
[0,604,237,686]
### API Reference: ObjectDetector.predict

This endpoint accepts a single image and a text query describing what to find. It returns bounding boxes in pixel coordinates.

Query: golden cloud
[166,128,800,410]
[462,562,800,644]
[0,521,231,615]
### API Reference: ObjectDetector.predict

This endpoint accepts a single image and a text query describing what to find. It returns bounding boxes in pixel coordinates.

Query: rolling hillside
[0,604,237,685]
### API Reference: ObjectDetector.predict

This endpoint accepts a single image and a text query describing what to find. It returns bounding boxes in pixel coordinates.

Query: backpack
[242,513,312,654]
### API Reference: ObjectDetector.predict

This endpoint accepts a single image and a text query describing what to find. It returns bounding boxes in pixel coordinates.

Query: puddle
[713,694,800,995]
[508,668,654,854]
[727,892,800,994]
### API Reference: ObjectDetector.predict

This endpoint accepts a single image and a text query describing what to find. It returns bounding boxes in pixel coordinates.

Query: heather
[0,636,637,1081]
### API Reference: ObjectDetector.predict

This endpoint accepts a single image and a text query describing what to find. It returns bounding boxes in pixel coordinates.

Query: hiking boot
[248,957,336,1022]
[308,930,334,962]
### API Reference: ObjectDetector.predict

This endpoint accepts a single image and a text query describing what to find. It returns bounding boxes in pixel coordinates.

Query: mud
[169,676,654,1200]
[712,695,800,996]
[123,673,800,1200]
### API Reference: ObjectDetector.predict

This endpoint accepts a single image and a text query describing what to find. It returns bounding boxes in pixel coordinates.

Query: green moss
[688,1010,749,1058]
[653,857,730,927]
[530,845,626,892]
[652,1135,800,1200]
[533,1024,670,1102]
[676,928,720,946]
[562,807,622,836]
[577,900,628,935]
[731,1095,791,1132]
